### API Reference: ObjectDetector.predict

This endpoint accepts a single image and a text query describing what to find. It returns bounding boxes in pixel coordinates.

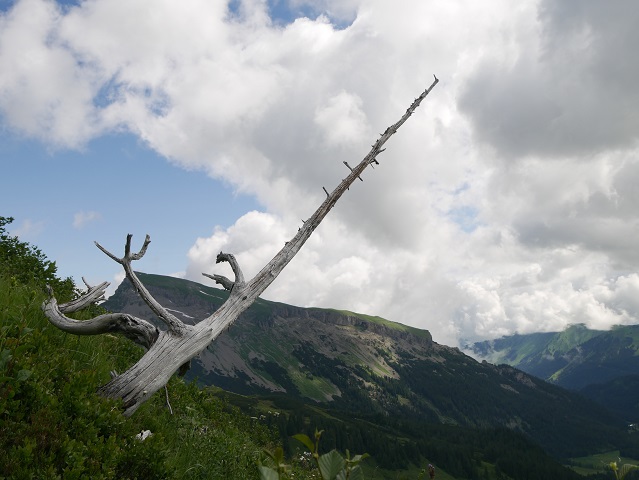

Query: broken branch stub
[42,77,439,415]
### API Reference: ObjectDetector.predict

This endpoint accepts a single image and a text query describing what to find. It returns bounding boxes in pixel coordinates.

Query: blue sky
[2,130,258,285]
[2,0,639,347]
[0,0,344,289]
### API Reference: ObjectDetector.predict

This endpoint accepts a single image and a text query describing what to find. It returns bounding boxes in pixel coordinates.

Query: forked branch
[202,252,246,293]
[58,278,109,314]
[43,288,159,349]
[95,234,187,335]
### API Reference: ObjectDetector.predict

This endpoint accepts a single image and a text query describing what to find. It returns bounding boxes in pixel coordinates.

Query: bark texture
[42,77,439,416]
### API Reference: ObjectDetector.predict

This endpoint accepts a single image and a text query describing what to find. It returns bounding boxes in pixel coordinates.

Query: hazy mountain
[469,324,639,421]
[104,273,637,459]
[468,324,603,382]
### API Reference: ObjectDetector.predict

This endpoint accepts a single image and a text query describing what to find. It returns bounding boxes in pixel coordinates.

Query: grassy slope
[332,308,432,340]
[547,324,604,354]
[474,324,606,377]
[0,273,304,479]
[568,450,639,476]
[548,325,639,387]
[130,274,430,402]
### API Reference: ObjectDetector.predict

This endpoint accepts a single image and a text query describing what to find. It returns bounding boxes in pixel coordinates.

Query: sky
[1,0,639,348]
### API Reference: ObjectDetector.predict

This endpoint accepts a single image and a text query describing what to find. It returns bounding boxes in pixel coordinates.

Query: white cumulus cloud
[1,0,639,346]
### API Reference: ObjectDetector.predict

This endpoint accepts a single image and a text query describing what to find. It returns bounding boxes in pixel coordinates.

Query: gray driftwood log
[42,76,439,416]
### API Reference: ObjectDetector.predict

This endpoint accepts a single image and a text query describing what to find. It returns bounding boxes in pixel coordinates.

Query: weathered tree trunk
[43,76,439,415]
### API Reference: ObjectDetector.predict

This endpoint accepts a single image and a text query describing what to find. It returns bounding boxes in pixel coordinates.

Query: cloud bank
[1,0,638,346]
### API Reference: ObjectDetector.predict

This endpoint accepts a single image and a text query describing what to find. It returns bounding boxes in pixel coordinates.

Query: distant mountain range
[104,273,639,465]
[468,323,639,421]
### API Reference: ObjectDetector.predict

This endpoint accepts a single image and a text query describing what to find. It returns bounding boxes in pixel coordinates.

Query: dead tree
[42,76,439,416]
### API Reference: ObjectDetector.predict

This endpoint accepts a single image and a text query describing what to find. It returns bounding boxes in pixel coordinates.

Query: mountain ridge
[104,273,637,460]
[469,323,639,421]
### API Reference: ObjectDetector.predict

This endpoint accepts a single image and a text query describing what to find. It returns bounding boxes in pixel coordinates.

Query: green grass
[547,324,603,355]
[568,450,639,476]
[290,370,340,401]
[0,273,303,479]
[330,309,432,340]
[608,326,639,356]
[507,335,554,365]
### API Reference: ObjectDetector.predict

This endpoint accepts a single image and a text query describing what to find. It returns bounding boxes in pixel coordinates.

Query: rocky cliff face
[104,273,435,401]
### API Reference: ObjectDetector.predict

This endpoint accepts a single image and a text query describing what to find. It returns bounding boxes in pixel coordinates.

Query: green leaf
[349,453,369,464]
[16,369,32,382]
[20,327,34,336]
[0,349,11,369]
[293,433,316,453]
[258,465,280,480]
[318,450,345,480]
[14,344,29,356]
[272,446,285,464]
[348,465,366,480]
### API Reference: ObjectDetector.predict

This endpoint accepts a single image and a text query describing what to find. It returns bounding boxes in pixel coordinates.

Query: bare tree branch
[43,291,159,349]
[201,251,246,292]
[58,280,109,314]
[95,234,187,335]
[213,75,441,312]
[42,77,440,416]
[215,252,245,286]
[201,273,235,291]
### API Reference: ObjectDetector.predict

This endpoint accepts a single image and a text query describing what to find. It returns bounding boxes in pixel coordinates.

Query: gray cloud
[459,0,639,159]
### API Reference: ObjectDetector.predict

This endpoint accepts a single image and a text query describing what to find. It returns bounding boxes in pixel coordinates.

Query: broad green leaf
[273,446,285,463]
[16,369,31,382]
[293,433,316,453]
[0,349,11,369]
[348,465,366,480]
[14,344,29,356]
[319,450,345,480]
[258,465,280,480]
